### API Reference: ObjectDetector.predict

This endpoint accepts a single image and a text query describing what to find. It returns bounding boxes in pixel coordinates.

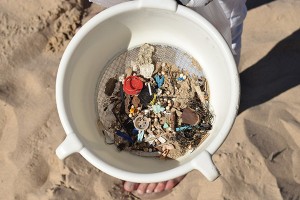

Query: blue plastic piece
[163,122,169,129]
[154,74,164,88]
[137,130,145,143]
[175,126,192,132]
[132,128,139,135]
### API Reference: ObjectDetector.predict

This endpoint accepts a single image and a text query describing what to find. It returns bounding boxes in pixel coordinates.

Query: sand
[0,0,299,199]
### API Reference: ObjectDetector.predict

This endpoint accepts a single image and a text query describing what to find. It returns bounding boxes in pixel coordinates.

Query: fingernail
[146,190,151,194]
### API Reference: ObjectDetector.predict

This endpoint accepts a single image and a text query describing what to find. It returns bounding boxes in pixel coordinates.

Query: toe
[165,179,176,190]
[165,175,185,190]
[137,183,149,194]
[123,181,139,192]
[154,181,167,193]
[146,183,158,193]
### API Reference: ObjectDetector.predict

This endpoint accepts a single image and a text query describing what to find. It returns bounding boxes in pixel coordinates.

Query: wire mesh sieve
[96,44,206,128]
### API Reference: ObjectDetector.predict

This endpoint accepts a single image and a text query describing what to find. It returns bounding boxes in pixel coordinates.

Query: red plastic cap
[123,76,144,95]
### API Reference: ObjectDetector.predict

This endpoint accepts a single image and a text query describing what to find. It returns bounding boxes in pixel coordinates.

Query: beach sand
[0,0,299,199]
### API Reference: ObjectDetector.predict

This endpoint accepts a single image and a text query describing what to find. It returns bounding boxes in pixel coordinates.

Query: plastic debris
[175,125,193,132]
[99,43,213,159]
[133,115,150,131]
[138,87,154,107]
[123,76,143,95]
[163,122,169,129]
[137,130,145,143]
[154,74,164,88]
[152,104,165,114]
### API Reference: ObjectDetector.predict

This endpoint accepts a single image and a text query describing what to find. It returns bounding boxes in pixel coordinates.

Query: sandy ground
[0,0,299,199]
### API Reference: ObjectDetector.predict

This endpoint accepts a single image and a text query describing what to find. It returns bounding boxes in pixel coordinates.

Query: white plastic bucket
[55,0,239,183]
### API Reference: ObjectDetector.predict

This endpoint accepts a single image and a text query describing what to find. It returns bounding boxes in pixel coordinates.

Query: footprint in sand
[0,103,6,140]
[292,150,300,184]
[13,154,50,197]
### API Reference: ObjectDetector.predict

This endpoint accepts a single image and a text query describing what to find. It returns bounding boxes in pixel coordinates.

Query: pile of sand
[0,0,299,199]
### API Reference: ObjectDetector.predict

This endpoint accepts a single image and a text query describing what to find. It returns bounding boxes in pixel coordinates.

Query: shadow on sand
[238,29,300,114]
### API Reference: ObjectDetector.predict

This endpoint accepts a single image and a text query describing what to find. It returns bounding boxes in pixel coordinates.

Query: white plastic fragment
[158,136,167,144]
[118,74,125,82]
[147,83,152,95]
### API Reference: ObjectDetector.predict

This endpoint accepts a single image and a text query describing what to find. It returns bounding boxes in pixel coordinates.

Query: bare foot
[123,175,185,195]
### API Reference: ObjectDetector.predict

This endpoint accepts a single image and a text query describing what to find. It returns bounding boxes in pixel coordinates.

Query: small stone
[159,117,166,124]
[132,96,140,108]
[173,102,181,108]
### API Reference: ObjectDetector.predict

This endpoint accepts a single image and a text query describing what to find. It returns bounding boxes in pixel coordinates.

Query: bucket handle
[56,133,83,160]
[138,0,178,11]
[191,150,219,181]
